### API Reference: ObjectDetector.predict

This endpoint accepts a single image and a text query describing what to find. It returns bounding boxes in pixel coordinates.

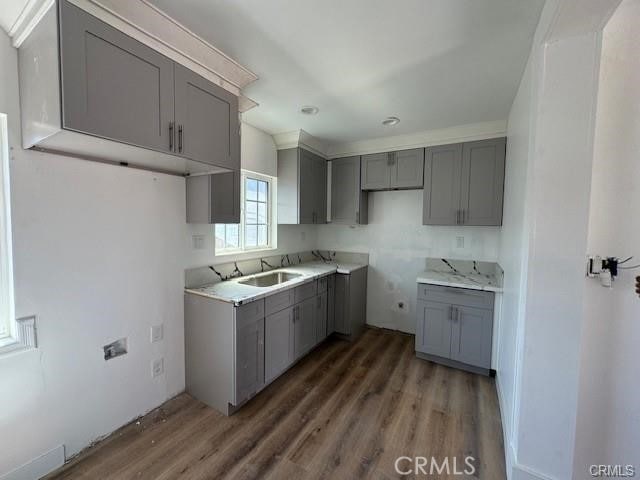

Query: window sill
[214,246,277,259]
[0,316,37,358]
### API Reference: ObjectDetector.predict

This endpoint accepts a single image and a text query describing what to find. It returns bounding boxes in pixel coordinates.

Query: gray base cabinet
[361,149,424,191]
[423,138,505,226]
[235,314,265,404]
[334,267,368,341]
[277,148,328,224]
[265,307,294,383]
[415,284,494,375]
[330,156,368,225]
[294,297,317,359]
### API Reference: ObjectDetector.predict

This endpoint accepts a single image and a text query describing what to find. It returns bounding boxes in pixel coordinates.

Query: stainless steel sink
[238,271,302,287]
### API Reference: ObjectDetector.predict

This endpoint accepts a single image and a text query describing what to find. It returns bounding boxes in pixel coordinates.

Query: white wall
[574,0,640,474]
[0,29,186,476]
[317,190,500,333]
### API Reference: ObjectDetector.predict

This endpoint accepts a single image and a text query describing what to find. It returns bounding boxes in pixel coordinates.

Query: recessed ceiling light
[382,116,400,126]
[300,105,319,115]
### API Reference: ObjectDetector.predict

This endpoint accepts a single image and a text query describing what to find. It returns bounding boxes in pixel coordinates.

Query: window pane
[246,178,258,201]
[257,225,267,246]
[215,224,226,249]
[245,225,257,247]
[257,202,267,224]
[225,224,239,248]
[258,180,268,202]
[246,201,257,224]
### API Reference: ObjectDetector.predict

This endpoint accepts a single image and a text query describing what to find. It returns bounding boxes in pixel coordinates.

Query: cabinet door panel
[327,275,336,334]
[265,308,294,383]
[331,156,367,224]
[450,306,493,369]
[210,170,241,223]
[361,153,391,190]
[460,138,505,226]
[174,64,239,169]
[334,274,350,335]
[314,156,328,224]
[235,318,264,405]
[415,300,452,358]
[293,299,317,358]
[298,149,316,224]
[392,149,424,188]
[59,0,174,153]
[316,292,328,343]
[423,144,463,225]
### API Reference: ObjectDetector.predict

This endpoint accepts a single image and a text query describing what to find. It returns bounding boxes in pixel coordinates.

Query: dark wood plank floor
[46,328,506,479]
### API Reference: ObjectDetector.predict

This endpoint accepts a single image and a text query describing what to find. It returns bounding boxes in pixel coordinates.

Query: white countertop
[417,270,503,292]
[185,261,367,305]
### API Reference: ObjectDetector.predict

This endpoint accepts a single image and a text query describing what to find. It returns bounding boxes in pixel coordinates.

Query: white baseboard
[0,445,64,480]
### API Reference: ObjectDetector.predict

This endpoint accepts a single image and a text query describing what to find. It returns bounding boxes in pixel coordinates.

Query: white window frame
[0,113,36,356]
[215,170,277,256]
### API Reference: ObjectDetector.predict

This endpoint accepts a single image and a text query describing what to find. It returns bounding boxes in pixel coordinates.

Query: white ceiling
[0,0,31,35]
[149,0,544,143]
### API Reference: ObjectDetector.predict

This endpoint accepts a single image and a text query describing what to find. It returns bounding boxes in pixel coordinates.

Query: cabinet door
[59,0,174,153]
[392,149,424,189]
[423,144,463,225]
[415,300,452,358]
[315,292,328,343]
[298,149,316,224]
[293,299,317,358]
[361,153,391,190]
[334,274,350,335]
[174,64,240,169]
[313,156,328,224]
[265,307,294,383]
[450,305,493,369]
[210,170,241,224]
[235,318,265,405]
[327,275,336,334]
[331,156,367,224]
[460,138,506,226]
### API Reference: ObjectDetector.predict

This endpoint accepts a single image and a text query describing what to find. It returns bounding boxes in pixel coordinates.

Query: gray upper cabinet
[174,64,240,170]
[19,1,240,176]
[392,148,425,188]
[361,149,424,191]
[59,0,175,153]
[423,138,505,226]
[460,138,506,226]
[186,171,240,224]
[277,148,328,224]
[423,144,463,225]
[331,156,368,225]
[361,153,391,190]
[265,307,294,383]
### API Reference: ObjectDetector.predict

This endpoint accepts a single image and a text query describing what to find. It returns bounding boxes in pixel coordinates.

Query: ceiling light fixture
[382,116,400,126]
[300,106,319,115]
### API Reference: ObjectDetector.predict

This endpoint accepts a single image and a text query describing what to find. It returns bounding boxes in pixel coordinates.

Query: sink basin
[238,271,302,288]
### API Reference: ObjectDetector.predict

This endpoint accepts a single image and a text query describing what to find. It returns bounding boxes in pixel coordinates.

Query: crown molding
[10,0,258,103]
[326,120,507,158]
[272,130,329,158]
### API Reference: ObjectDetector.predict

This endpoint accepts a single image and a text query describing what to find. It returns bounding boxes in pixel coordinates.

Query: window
[0,113,16,348]
[215,171,276,254]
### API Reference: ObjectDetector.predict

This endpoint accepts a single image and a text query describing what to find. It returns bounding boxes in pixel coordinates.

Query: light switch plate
[192,234,206,250]
[152,358,164,377]
[150,324,163,343]
[456,236,465,249]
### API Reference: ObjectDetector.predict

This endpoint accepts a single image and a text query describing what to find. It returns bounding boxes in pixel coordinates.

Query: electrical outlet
[150,324,164,343]
[152,358,164,378]
[192,234,206,250]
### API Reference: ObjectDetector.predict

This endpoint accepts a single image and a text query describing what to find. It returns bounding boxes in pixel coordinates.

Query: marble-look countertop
[185,261,367,305]
[417,258,504,292]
